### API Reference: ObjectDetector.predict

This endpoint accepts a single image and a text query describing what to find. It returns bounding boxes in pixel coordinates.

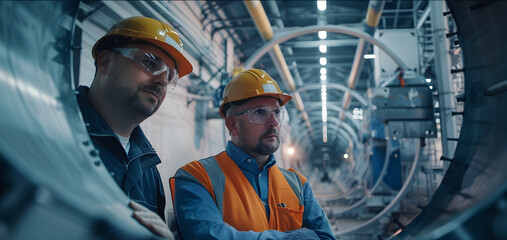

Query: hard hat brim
[92,35,193,78]
[141,37,193,78]
[219,93,292,119]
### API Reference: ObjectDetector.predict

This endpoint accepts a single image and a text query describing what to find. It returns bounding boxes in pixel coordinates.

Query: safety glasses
[112,48,180,89]
[230,106,285,124]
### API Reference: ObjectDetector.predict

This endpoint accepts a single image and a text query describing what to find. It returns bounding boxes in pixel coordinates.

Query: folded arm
[173,178,319,240]
[301,182,336,240]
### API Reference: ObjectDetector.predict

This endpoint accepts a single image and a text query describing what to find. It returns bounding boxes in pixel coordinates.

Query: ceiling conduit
[339,0,385,123]
[243,0,315,138]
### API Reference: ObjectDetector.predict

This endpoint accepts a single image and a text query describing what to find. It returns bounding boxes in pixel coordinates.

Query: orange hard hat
[219,69,292,119]
[92,16,193,78]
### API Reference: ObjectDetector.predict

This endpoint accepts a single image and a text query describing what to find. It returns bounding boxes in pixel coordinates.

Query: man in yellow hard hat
[170,69,335,239]
[76,16,192,239]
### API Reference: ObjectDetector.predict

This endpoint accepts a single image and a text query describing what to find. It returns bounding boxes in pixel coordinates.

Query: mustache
[141,84,163,98]
[262,128,279,138]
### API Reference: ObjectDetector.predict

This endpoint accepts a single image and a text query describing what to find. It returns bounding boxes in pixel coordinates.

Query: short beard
[239,128,280,156]
[113,83,162,119]
[129,91,160,118]
[254,137,280,155]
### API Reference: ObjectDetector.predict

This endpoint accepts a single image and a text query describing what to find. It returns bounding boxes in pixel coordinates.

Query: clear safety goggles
[112,48,179,89]
[230,106,285,124]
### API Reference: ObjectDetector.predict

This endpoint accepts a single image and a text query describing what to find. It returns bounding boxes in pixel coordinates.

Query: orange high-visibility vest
[170,151,307,232]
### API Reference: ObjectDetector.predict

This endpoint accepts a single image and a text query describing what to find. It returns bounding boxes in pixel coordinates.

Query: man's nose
[266,112,280,127]
[152,72,169,87]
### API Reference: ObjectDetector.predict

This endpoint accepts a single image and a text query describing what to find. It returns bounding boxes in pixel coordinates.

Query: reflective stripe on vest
[170,151,307,232]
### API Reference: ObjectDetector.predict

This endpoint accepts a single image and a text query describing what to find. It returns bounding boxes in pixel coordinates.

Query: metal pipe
[335,139,422,236]
[244,25,408,72]
[145,1,224,72]
[331,137,393,215]
[430,0,458,171]
[392,0,402,29]
[265,1,306,90]
[243,0,314,138]
[339,0,385,122]
[416,5,431,30]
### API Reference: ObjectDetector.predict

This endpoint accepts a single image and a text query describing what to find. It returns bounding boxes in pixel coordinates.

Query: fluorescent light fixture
[318,31,327,40]
[320,57,327,65]
[363,54,376,59]
[426,78,432,83]
[320,74,327,81]
[317,0,327,11]
[320,67,327,75]
[319,44,327,53]
[321,84,327,123]
[323,124,328,143]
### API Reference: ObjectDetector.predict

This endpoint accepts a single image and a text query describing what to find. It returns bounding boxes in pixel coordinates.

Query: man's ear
[96,50,112,75]
[225,116,239,136]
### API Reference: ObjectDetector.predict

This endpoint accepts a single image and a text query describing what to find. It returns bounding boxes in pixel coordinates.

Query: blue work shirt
[174,141,336,239]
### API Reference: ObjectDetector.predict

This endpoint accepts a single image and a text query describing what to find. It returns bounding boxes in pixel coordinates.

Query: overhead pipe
[243,0,314,138]
[244,25,408,70]
[338,0,385,122]
[135,1,224,74]
[265,1,306,89]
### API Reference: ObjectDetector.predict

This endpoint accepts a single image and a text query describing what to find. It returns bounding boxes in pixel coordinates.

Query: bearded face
[238,127,280,156]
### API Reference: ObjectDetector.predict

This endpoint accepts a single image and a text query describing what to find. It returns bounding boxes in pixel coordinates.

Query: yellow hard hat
[219,69,292,119]
[92,16,193,78]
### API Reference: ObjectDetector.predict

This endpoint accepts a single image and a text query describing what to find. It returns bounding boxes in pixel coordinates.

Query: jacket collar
[77,86,160,166]
[77,86,115,137]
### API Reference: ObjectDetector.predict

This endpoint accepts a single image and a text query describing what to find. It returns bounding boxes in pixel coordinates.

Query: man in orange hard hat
[170,69,335,239]
[76,16,192,239]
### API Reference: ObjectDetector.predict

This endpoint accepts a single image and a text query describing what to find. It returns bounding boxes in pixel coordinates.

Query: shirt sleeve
[174,178,320,240]
[302,182,337,240]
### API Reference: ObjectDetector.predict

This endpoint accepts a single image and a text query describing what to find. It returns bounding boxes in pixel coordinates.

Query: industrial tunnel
[0,1,506,239]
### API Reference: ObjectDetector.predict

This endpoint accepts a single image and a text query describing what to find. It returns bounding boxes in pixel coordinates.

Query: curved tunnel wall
[0,2,160,239]
[393,1,507,239]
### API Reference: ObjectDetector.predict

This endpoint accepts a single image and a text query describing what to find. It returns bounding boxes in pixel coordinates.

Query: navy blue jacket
[77,86,166,219]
